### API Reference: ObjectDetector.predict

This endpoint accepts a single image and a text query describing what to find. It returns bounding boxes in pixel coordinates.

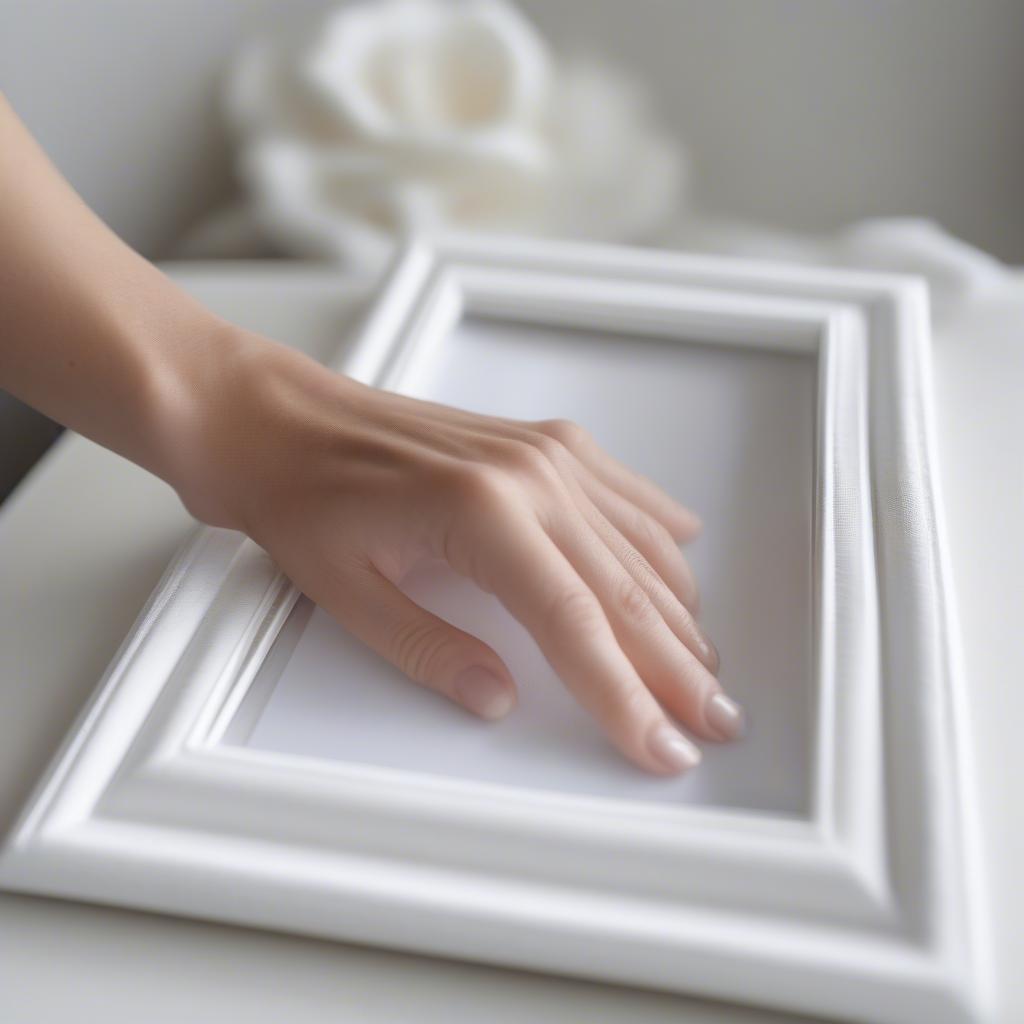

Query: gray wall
[3,0,1023,497]
[5,0,1024,260]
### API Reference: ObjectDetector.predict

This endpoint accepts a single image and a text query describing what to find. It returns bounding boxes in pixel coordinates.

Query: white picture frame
[0,236,989,1024]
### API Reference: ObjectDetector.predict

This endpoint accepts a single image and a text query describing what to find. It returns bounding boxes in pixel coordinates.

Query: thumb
[321,562,517,721]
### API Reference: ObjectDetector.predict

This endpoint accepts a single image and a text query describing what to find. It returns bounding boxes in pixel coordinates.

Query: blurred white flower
[222,0,686,269]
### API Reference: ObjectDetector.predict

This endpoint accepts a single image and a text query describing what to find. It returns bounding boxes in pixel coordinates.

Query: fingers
[534,419,702,542]
[575,484,717,674]
[576,470,703,617]
[317,561,517,721]
[543,499,742,744]
[527,422,741,737]
[472,510,703,776]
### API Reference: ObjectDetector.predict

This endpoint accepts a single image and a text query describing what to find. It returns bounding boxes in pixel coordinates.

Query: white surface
[247,319,815,814]
[0,262,1020,1024]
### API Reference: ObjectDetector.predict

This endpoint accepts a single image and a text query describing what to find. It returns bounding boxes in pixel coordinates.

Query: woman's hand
[0,95,742,777]
[170,331,744,776]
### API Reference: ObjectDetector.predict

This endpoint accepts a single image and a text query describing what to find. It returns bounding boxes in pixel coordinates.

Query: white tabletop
[1,265,1021,1023]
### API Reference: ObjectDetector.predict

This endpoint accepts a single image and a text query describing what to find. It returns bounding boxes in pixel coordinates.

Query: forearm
[0,94,236,490]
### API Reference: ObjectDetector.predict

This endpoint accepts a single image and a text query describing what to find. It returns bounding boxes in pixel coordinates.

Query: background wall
[3,0,1024,495]
[5,0,1024,260]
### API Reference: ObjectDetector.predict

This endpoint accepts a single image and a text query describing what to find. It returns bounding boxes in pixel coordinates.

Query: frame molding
[0,237,989,1023]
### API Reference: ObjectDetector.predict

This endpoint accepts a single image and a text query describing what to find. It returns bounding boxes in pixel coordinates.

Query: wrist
[151,319,354,536]
[151,322,262,530]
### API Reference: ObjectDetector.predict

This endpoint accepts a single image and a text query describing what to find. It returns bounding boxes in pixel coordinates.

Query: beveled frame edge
[0,237,990,1023]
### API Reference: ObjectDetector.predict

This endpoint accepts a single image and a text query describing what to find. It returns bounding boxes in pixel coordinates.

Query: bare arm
[0,94,743,774]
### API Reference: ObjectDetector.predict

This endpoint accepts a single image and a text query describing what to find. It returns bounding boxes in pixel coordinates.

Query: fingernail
[454,667,514,720]
[703,636,721,672]
[695,632,717,665]
[648,723,702,773]
[706,692,745,740]
[682,509,703,535]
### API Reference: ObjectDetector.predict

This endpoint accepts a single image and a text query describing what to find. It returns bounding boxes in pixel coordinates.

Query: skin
[0,95,744,775]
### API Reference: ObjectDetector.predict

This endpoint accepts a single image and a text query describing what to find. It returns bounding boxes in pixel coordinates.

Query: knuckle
[537,418,589,451]
[615,574,658,630]
[532,433,567,465]
[452,463,514,510]
[390,618,457,684]
[621,543,659,589]
[504,440,553,479]
[546,587,605,639]
[635,509,675,555]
